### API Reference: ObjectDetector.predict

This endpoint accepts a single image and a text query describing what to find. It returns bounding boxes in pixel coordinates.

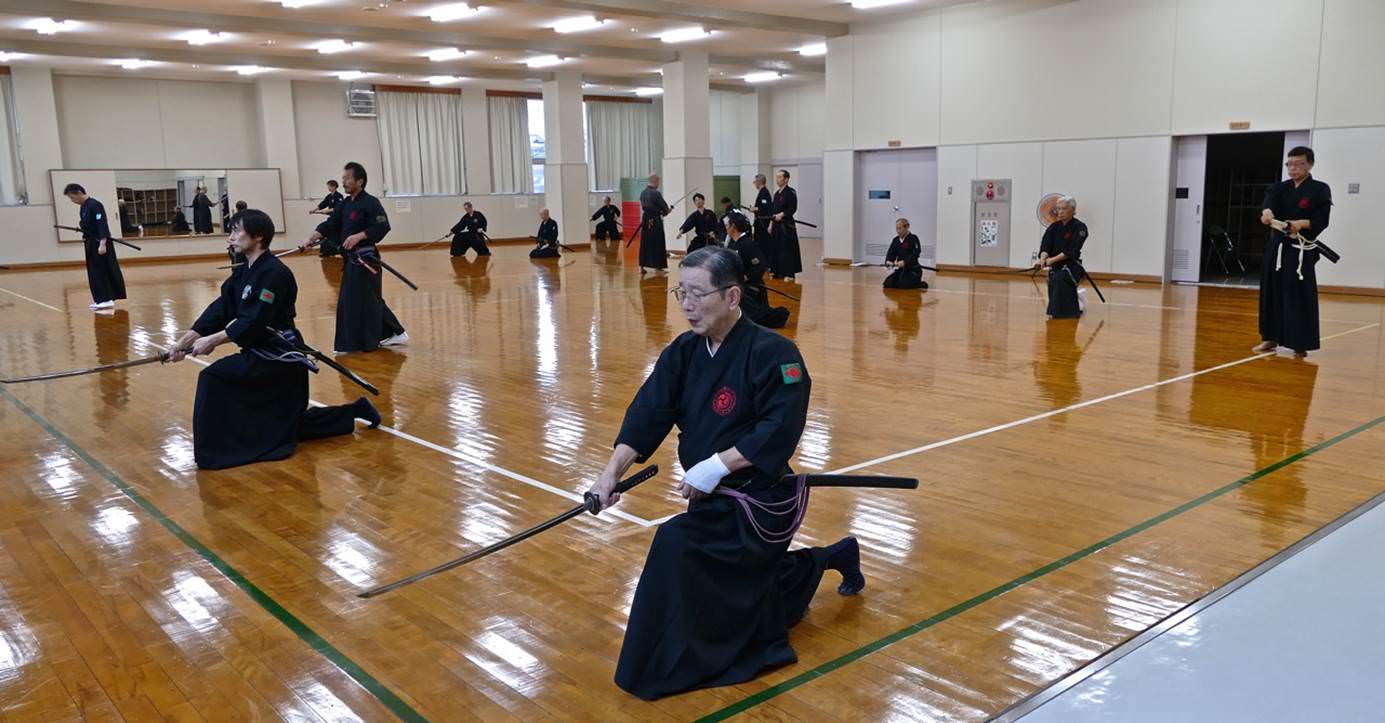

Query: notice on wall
[515,196,529,208]
[394,200,412,213]
[979,219,999,247]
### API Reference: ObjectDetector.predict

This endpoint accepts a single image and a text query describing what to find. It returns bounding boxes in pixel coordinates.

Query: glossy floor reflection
[0,238,1383,721]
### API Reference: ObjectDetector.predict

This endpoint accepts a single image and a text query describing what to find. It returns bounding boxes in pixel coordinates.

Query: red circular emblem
[1298,198,1310,209]
[1064,231,1072,240]
[350,210,360,220]
[712,386,737,416]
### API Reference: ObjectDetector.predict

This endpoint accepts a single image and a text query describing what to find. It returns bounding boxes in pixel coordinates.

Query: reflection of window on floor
[528,98,545,194]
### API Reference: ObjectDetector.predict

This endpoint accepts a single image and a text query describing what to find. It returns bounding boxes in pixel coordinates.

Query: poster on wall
[979,219,999,247]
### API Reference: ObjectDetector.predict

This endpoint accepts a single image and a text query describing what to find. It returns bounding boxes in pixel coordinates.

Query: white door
[1169,135,1207,283]
[795,163,823,239]
[898,149,938,267]
[855,149,938,264]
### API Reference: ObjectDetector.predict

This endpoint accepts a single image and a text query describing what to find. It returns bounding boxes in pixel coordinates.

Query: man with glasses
[586,247,863,700]
[1256,146,1332,358]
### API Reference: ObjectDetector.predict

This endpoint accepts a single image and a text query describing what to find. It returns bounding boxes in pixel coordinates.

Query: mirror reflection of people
[64,183,127,311]
[1035,195,1088,319]
[529,208,561,259]
[188,184,216,235]
[883,218,928,290]
[165,209,381,470]
[591,195,622,242]
[171,208,191,235]
[1255,146,1332,359]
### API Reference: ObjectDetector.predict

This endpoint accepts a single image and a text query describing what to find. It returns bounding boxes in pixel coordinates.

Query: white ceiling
[0,0,963,93]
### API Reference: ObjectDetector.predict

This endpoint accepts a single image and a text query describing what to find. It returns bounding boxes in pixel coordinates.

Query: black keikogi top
[615,314,810,482]
[1262,175,1332,240]
[592,205,621,224]
[315,190,391,255]
[640,186,670,219]
[79,197,113,241]
[452,211,488,236]
[732,234,768,285]
[1040,219,1088,267]
[317,190,345,212]
[753,187,772,226]
[536,217,559,245]
[192,252,298,351]
[886,233,924,270]
[679,208,720,239]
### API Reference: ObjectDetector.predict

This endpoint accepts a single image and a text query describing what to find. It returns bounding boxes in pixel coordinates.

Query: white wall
[53,75,262,168]
[823,0,1385,287]
[709,90,743,175]
[292,80,383,200]
[769,84,825,162]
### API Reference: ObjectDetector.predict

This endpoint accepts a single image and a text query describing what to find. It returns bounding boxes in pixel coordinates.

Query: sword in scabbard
[218,244,307,270]
[358,464,660,598]
[270,329,379,395]
[53,225,143,251]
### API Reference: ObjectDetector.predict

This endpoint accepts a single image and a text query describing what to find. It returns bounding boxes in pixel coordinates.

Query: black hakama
[882,234,928,289]
[638,185,671,270]
[752,187,773,257]
[592,205,622,242]
[770,186,802,278]
[315,191,406,353]
[530,218,561,258]
[1040,219,1089,319]
[450,211,491,257]
[189,253,365,469]
[79,198,126,304]
[732,234,790,329]
[612,316,830,699]
[1259,176,1331,353]
[190,193,214,234]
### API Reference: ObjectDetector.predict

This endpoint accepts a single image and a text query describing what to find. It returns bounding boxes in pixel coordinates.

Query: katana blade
[2,352,168,384]
[358,464,658,598]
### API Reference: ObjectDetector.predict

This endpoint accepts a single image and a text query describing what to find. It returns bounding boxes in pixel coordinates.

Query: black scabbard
[792,474,919,490]
[273,329,380,396]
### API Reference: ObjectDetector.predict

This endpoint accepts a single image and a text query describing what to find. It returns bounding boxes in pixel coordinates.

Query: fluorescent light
[181,30,228,46]
[633,87,663,97]
[427,75,461,85]
[426,47,467,62]
[315,39,357,54]
[659,27,712,44]
[744,71,782,84]
[553,16,606,34]
[525,54,564,68]
[28,18,76,35]
[114,59,156,70]
[429,3,479,22]
[798,42,827,56]
[851,0,914,8]
[0,52,19,62]
[233,65,269,76]
[279,0,320,7]
[335,70,369,81]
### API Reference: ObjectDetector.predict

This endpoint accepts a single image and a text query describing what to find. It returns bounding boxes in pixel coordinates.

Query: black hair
[237,209,276,250]
[343,161,367,187]
[235,200,248,211]
[680,247,743,290]
[63,183,86,195]
[327,179,339,188]
[693,193,705,202]
[720,196,732,205]
[1288,146,1315,164]
[726,213,751,235]
[777,169,791,180]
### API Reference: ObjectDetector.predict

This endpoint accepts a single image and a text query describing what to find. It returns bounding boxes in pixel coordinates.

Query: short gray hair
[754,173,766,184]
[680,247,743,290]
[1057,195,1077,211]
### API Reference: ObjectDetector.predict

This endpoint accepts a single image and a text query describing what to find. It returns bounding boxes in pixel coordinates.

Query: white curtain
[488,96,532,194]
[0,76,26,205]
[376,91,464,196]
[586,99,662,192]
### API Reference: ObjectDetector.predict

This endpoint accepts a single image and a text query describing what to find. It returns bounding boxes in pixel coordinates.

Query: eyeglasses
[1285,160,1308,168]
[671,284,734,303]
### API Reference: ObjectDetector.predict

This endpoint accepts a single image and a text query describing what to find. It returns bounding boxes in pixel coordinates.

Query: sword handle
[584,464,658,514]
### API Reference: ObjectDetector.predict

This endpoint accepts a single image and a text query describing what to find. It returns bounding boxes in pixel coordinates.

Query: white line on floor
[827,322,1381,476]
[0,287,63,312]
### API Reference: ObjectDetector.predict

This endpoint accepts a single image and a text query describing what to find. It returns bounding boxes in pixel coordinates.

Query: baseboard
[934,264,1162,285]
[1320,284,1385,298]
[0,237,592,271]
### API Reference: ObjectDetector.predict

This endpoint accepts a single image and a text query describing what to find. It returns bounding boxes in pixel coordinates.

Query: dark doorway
[1201,131,1284,284]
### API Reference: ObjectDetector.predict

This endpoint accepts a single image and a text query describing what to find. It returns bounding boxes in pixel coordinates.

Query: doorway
[854,148,938,264]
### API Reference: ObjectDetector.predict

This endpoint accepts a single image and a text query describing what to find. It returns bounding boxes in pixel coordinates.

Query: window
[527,98,544,194]
[0,74,28,205]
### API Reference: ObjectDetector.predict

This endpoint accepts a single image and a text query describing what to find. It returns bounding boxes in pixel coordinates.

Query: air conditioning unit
[346,85,377,118]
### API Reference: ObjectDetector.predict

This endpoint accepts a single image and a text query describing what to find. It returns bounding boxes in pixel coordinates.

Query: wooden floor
[1,239,1383,722]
